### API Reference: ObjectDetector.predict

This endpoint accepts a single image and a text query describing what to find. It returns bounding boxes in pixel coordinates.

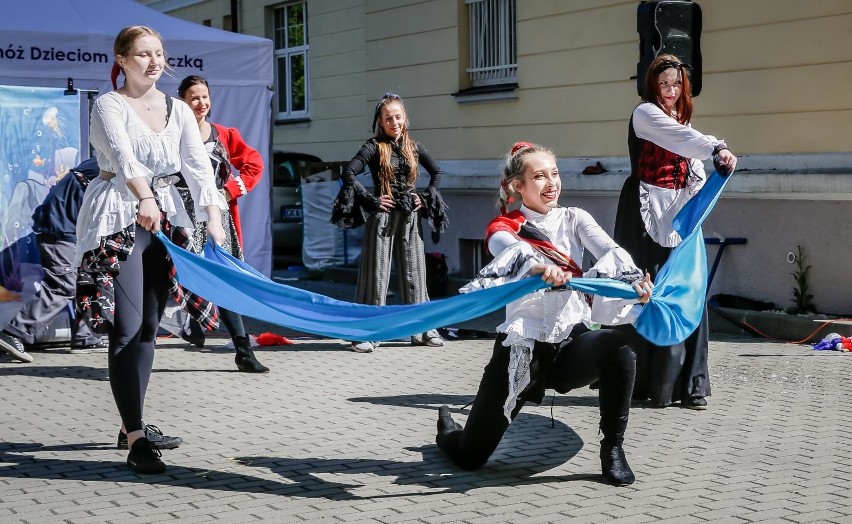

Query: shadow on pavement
[0,365,108,381]
[0,405,605,498]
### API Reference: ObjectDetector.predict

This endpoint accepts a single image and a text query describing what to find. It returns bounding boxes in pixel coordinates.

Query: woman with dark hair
[436,142,652,486]
[613,54,737,410]
[332,93,448,353]
[176,74,268,373]
[75,26,227,473]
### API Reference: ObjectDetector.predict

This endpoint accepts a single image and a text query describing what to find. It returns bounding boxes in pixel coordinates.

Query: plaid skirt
[75,218,219,335]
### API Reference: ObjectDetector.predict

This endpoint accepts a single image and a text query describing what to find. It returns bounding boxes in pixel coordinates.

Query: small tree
[787,245,816,314]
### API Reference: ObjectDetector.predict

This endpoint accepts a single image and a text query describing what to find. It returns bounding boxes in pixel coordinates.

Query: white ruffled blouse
[632,103,724,247]
[461,205,646,421]
[75,91,227,262]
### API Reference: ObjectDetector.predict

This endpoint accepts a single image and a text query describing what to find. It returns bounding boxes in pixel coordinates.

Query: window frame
[273,1,310,121]
[465,0,517,88]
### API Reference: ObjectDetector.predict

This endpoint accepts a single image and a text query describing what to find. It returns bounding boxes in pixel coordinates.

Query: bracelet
[712,144,729,156]
[139,196,155,202]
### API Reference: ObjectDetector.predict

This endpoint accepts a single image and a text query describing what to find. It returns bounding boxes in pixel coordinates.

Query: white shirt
[463,205,643,345]
[632,103,725,247]
[75,91,226,261]
[461,204,645,421]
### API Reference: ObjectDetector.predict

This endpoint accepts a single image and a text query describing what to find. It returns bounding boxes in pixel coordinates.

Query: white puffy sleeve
[633,103,725,161]
[89,93,154,193]
[173,100,228,220]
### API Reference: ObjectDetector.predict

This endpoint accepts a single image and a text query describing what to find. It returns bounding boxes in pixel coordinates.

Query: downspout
[230,0,239,32]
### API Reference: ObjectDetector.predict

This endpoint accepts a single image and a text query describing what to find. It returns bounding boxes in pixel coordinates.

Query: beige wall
[139,0,852,314]
[141,0,852,160]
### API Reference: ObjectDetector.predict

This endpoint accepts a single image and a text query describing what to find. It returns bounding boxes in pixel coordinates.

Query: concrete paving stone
[4,292,852,524]
[784,510,849,524]
[742,508,801,522]
[418,510,485,524]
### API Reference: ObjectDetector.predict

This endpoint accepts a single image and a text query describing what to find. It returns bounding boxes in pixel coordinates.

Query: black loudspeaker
[636,1,702,97]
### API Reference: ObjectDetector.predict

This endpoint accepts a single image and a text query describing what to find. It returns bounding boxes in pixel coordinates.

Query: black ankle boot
[600,442,635,485]
[234,336,269,373]
[437,405,462,434]
[597,343,637,485]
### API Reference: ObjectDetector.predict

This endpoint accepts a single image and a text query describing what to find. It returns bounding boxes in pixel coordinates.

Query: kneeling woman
[436,142,652,485]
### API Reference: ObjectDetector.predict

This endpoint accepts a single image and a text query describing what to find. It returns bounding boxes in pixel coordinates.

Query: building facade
[140,0,852,314]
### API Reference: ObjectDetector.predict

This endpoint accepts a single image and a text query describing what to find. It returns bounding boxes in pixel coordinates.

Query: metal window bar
[466,0,517,86]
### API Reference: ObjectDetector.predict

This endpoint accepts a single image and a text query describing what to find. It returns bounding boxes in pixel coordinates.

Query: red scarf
[485,210,583,277]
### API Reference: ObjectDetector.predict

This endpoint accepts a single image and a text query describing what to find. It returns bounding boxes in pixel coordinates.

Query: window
[274,2,309,120]
[466,0,517,87]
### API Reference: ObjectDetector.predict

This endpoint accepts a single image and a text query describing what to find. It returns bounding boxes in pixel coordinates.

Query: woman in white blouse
[613,54,737,411]
[75,26,226,474]
[436,142,652,486]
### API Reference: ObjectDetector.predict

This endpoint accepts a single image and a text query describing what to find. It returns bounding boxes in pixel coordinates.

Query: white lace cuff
[460,242,547,293]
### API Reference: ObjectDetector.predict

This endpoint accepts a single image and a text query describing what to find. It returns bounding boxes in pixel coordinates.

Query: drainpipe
[230,0,239,32]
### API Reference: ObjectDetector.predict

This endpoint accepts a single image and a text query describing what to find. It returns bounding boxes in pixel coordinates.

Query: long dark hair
[372,93,417,196]
[642,53,693,125]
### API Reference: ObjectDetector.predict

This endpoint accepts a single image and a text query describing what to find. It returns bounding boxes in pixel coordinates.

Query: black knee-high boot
[234,336,269,373]
[598,344,637,485]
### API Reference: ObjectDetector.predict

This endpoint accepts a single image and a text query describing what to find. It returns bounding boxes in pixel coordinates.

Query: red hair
[642,54,693,125]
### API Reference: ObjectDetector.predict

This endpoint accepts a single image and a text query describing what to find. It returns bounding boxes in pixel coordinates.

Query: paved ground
[1,272,851,523]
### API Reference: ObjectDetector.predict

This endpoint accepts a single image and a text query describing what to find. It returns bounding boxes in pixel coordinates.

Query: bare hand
[136,199,161,234]
[378,194,395,212]
[206,220,226,246]
[716,149,737,175]
[530,264,571,287]
[205,206,226,245]
[412,192,423,212]
[633,272,653,304]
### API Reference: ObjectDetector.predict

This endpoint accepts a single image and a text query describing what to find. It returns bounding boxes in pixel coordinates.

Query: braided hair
[497,141,554,215]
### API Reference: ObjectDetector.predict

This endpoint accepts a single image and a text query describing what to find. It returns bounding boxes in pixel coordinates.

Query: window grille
[466,0,517,86]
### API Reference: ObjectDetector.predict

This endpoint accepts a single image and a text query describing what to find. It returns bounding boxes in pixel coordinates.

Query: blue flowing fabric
[157,171,728,344]
[157,236,638,341]
[633,171,732,345]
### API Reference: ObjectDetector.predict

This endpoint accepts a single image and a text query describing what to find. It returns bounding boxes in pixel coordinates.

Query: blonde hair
[497,142,554,214]
[111,25,172,89]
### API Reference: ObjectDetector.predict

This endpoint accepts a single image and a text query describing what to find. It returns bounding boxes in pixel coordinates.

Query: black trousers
[437,327,636,471]
[4,236,99,346]
[108,228,170,434]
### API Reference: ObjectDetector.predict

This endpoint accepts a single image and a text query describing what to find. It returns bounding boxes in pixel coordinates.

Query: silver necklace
[126,94,151,111]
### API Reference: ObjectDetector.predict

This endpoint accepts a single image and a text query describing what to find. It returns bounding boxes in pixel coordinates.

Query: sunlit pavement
[1,272,850,523]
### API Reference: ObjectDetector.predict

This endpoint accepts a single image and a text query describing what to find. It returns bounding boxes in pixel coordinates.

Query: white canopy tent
[0,0,275,275]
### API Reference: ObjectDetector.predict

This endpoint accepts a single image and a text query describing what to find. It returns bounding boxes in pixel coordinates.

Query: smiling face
[513,151,561,214]
[656,67,683,114]
[118,34,165,87]
[378,101,406,140]
[182,83,211,122]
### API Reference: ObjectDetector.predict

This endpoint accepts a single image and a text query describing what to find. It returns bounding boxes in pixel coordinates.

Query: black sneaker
[117,424,183,450]
[682,396,708,410]
[126,437,167,474]
[68,340,108,354]
[0,330,33,363]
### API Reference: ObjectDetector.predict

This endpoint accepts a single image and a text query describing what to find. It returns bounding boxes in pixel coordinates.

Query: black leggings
[437,327,635,471]
[218,307,246,340]
[108,228,170,434]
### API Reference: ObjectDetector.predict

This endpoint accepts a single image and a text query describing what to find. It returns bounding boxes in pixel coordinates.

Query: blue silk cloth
[157,171,729,344]
[633,170,732,345]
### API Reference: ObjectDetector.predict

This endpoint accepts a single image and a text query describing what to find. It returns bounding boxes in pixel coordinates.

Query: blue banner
[0,85,81,297]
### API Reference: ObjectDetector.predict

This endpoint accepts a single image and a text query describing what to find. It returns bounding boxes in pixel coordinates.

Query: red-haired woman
[613,54,737,410]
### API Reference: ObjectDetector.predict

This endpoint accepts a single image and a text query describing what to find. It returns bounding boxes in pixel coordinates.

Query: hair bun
[511,141,534,156]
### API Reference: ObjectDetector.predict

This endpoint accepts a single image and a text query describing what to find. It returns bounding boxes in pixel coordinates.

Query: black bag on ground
[425,251,449,298]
